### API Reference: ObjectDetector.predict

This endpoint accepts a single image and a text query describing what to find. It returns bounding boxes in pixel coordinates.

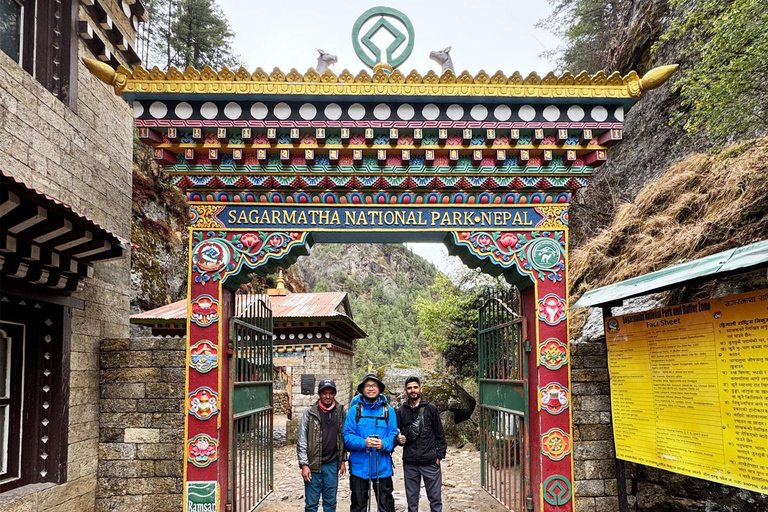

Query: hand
[397,429,406,445]
[436,459,441,466]
[301,465,312,482]
[365,437,383,449]
[339,461,347,478]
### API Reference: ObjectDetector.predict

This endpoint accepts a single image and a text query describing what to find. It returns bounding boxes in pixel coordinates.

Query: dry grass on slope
[569,137,768,328]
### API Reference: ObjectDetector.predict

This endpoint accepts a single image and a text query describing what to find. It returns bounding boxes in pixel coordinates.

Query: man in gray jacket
[297,378,347,512]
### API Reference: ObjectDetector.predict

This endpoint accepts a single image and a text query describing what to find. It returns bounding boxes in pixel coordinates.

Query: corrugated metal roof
[131,292,349,322]
[572,239,768,309]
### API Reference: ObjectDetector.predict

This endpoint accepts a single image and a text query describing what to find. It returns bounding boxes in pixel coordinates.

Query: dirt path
[259,441,506,511]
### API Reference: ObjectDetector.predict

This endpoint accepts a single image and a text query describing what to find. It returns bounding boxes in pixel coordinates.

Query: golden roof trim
[83,59,678,100]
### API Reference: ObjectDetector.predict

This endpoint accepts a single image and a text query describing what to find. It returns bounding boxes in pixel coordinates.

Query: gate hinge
[523,340,532,353]
[225,502,233,512]
[526,495,534,510]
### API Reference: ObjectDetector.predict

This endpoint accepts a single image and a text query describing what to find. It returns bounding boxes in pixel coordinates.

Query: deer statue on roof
[429,46,454,73]
[316,49,338,74]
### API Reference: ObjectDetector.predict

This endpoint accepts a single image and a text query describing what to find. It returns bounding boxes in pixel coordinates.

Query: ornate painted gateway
[86,8,675,511]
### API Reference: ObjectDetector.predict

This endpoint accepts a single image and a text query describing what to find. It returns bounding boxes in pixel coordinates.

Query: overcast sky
[216,1,563,273]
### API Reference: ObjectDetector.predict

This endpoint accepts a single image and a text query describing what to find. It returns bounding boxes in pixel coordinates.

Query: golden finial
[627,64,679,99]
[276,269,285,290]
[82,58,128,94]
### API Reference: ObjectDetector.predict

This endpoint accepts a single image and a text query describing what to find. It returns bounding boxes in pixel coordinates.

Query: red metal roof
[131,292,350,322]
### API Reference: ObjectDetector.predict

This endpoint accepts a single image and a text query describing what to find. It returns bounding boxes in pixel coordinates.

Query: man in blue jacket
[343,373,398,512]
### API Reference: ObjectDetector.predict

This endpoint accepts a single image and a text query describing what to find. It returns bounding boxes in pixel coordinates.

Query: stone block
[101,382,145,399]
[148,412,184,429]
[579,395,612,411]
[96,495,142,512]
[38,476,97,509]
[573,411,601,425]
[136,443,183,460]
[140,493,182,512]
[161,367,186,383]
[572,382,610,396]
[136,398,183,413]
[103,368,161,383]
[574,497,596,512]
[100,412,146,429]
[129,477,178,495]
[100,428,124,443]
[583,355,608,368]
[574,440,615,460]
[570,341,606,356]
[124,428,160,443]
[159,427,184,444]
[157,337,186,351]
[599,412,612,424]
[579,424,614,441]
[146,382,185,399]
[571,369,610,382]
[128,338,158,351]
[575,479,605,497]
[151,351,185,368]
[101,398,138,412]
[98,460,154,478]
[99,443,136,460]
[97,477,129,498]
[0,490,39,512]
[69,420,99,444]
[153,460,183,477]
[575,459,617,480]
[46,491,96,512]
[595,496,620,512]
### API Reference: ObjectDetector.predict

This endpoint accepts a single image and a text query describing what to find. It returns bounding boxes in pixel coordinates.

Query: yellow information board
[605,288,768,493]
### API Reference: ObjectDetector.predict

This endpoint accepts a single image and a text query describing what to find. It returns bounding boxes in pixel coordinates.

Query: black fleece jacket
[396,400,447,466]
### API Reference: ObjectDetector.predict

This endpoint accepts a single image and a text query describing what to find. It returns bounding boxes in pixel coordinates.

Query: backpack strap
[355,402,389,424]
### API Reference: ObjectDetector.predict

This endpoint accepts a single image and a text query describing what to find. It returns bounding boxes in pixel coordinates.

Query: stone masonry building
[0,0,146,511]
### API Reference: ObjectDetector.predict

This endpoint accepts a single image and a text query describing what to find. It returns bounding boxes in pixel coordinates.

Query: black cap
[357,373,385,394]
[318,378,336,393]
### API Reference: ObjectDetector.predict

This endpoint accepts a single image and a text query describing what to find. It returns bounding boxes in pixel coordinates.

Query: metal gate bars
[478,289,530,511]
[230,293,274,511]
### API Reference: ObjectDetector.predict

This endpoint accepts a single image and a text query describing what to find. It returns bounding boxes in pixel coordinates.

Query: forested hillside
[296,244,438,381]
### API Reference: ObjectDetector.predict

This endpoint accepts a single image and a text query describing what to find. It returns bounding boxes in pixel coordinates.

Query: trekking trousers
[349,474,395,512]
[403,462,443,512]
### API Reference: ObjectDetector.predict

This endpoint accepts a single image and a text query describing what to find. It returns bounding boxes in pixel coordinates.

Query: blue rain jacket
[343,393,398,479]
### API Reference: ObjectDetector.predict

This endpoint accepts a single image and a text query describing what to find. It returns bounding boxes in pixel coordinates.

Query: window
[0,0,77,108]
[0,295,69,492]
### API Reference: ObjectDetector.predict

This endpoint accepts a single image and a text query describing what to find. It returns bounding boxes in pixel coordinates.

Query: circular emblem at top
[352,7,415,70]
[193,240,230,273]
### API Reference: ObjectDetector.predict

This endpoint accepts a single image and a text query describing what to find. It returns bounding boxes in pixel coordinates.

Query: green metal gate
[478,289,530,511]
[230,293,273,511]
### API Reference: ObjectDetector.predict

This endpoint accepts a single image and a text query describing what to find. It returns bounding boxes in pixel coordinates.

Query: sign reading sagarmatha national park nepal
[215,205,547,231]
[605,288,768,494]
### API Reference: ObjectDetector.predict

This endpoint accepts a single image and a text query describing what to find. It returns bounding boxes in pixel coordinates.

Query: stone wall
[274,390,289,415]
[97,337,185,512]
[284,346,354,443]
[0,39,133,512]
[571,327,635,512]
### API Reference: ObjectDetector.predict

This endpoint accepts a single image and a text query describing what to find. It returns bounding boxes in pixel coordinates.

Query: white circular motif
[615,106,624,121]
[149,101,167,119]
[397,104,415,120]
[518,105,536,122]
[470,105,488,121]
[494,105,512,121]
[324,103,342,120]
[175,102,193,119]
[422,104,440,120]
[132,102,144,118]
[543,105,561,122]
[348,103,365,120]
[591,106,608,122]
[567,105,585,121]
[200,102,218,120]
[223,102,242,120]
[250,102,268,119]
[299,103,317,120]
[446,104,464,120]
[273,102,291,120]
[373,103,391,120]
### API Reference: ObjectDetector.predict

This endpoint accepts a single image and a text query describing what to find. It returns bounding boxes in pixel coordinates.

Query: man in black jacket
[395,376,447,512]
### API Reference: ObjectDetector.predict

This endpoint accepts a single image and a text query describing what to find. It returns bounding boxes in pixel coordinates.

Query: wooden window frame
[0,293,70,493]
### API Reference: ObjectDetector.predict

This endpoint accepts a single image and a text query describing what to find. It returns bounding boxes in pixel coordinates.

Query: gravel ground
[258,416,506,511]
